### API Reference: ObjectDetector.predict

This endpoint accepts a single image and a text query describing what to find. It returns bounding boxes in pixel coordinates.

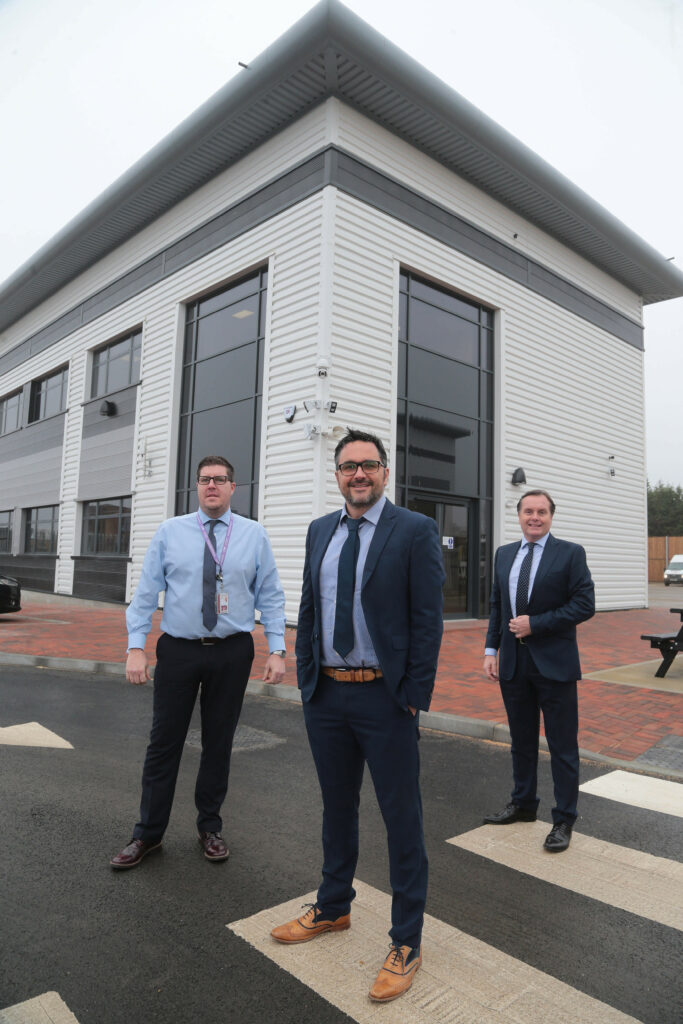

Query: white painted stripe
[0,991,80,1023]
[0,722,73,749]
[228,880,642,1023]
[447,823,683,931]
[580,770,683,818]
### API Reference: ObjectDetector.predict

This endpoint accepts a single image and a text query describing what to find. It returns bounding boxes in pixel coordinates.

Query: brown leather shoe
[110,838,161,870]
[198,831,229,861]
[369,944,422,1002]
[270,903,351,943]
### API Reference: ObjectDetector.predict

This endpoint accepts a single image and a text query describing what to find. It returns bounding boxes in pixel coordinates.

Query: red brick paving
[1,599,681,764]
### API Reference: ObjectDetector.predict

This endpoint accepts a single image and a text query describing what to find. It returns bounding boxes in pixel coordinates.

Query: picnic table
[641,607,683,678]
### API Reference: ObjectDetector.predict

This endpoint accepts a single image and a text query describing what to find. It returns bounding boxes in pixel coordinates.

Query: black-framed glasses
[197,475,232,485]
[336,460,386,477]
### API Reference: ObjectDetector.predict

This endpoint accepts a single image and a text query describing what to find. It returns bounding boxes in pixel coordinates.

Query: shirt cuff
[127,634,147,652]
[484,648,498,657]
[265,633,286,655]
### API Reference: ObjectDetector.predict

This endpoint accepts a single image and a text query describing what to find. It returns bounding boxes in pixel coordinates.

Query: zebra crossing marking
[0,722,73,748]
[0,991,79,1024]
[579,770,683,817]
[447,821,683,930]
[228,879,642,1023]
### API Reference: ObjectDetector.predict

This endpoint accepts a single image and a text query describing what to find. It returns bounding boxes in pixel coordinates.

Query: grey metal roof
[1,0,682,336]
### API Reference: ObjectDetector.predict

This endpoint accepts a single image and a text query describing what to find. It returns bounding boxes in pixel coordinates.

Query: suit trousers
[500,643,579,825]
[133,631,254,842]
[303,673,427,949]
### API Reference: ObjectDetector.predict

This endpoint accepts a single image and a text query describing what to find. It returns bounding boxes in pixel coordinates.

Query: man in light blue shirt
[110,455,286,870]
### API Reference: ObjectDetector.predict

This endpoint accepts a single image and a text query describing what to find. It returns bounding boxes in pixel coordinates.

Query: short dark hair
[196,455,234,481]
[334,428,388,468]
[517,489,556,515]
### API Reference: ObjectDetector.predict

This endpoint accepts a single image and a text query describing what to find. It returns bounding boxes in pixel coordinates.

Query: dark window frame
[28,366,69,424]
[0,390,22,435]
[24,505,60,554]
[176,267,268,520]
[0,510,12,553]
[90,329,142,399]
[81,496,132,556]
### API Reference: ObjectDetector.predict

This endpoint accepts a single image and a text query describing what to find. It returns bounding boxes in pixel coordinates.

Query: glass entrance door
[408,495,472,617]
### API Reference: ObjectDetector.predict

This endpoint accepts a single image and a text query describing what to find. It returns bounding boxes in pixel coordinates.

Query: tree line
[647,482,683,537]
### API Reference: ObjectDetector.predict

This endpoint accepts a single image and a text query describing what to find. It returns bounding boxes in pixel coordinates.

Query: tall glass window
[176,267,267,518]
[91,330,142,398]
[82,497,132,555]
[24,506,60,553]
[397,270,494,617]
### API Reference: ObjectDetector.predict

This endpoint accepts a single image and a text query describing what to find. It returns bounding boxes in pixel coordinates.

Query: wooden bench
[641,608,683,678]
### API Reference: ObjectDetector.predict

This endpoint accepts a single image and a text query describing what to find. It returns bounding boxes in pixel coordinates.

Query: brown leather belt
[321,666,383,682]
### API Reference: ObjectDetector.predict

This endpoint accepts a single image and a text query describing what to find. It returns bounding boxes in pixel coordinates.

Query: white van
[663,554,683,585]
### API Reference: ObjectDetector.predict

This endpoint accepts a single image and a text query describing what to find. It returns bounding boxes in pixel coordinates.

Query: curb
[2,652,681,780]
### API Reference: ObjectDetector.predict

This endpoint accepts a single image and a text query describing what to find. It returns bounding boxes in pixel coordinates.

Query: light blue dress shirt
[319,495,386,668]
[485,532,549,655]
[126,510,286,653]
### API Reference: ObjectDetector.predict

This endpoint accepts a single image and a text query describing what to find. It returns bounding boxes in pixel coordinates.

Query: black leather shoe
[110,838,161,869]
[544,821,572,852]
[483,802,537,825]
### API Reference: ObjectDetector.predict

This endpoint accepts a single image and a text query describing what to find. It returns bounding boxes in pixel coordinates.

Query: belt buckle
[200,637,216,645]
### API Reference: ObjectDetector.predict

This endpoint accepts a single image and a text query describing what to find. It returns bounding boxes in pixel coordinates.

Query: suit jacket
[296,500,445,711]
[485,532,595,683]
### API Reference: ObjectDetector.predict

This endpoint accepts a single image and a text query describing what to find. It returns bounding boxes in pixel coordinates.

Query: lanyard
[197,512,234,579]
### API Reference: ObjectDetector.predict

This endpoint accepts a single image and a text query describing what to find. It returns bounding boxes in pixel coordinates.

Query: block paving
[1,597,681,765]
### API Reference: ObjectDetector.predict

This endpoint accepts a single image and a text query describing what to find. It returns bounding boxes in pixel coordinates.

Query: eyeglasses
[197,475,232,485]
[336,460,386,476]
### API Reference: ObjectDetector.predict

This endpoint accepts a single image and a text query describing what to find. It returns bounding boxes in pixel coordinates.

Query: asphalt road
[1,666,681,1024]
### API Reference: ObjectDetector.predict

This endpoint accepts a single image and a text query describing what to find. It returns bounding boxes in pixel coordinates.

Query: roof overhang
[1,0,682,336]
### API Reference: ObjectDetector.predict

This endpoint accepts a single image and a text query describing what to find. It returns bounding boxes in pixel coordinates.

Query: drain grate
[185,724,286,752]
[636,734,683,773]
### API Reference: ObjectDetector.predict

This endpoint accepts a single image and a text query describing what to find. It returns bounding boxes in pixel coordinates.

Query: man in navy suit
[271,428,444,1003]
[483,489,594,852]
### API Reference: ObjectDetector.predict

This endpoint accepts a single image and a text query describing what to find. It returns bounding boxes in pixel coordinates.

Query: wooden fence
[648,536,683,581]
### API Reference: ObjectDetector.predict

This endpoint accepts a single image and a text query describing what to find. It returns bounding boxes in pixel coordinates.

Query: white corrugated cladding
[333,101,642,323]
[327,189,645,610]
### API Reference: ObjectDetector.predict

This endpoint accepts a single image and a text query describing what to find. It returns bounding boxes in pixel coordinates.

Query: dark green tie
[202,520,218,632]
[515,542,535,615]
[333,517,363,658]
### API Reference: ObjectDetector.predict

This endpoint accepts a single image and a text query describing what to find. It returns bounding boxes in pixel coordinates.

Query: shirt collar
[339,494,386,526]
[520,532,550,551]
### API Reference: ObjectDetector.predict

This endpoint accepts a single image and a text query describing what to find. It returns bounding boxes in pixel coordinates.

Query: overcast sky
[1,0,681,485]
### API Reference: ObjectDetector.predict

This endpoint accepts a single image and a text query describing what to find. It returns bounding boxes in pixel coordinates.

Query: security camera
[316,357,329,378]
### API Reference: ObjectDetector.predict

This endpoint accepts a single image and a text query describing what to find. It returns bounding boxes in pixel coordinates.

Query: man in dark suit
[271,428,444,1003]
[483,489,595,853]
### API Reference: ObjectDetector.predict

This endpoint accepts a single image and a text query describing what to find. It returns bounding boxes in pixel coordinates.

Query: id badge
[215,592,229,615]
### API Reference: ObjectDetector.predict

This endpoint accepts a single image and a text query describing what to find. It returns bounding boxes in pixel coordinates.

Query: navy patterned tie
[202,520,218,632]
[515,542,535,616]
[333,517,363,658]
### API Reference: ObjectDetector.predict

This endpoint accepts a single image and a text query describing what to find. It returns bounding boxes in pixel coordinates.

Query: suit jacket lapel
[361,500,397,587]
[311,513,341,605]
[530,533,558,598]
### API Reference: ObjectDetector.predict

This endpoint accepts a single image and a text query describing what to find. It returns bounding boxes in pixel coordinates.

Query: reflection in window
[91,331,142,399]
[24,505,59,553]
[82,497,132,555]
[176,267,268,519]
[0,510,12,553]
[28,368,68,423]
[0,391,21,435]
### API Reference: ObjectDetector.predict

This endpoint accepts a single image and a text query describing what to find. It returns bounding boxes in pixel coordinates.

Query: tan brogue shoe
[270,903,350,943]
[369,944,422,1002]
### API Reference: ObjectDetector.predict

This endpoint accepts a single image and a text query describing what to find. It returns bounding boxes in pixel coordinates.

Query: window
[28,367,68,423]
[91,330,142,399]
[82,497,131,555]
[0,511,12,553]
[24,506,59,554]
[176,267,268,518]
[0,391,22,435]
